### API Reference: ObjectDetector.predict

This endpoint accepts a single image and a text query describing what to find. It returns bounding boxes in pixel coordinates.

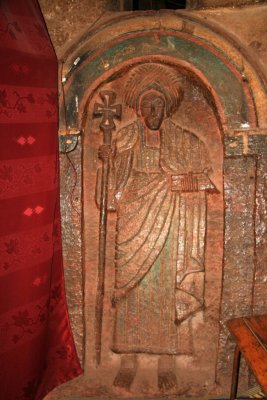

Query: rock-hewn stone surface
[253,155,267,315]
[59,137,83,363]
[217,156,257,388]
[39,0,119,53]
[194,5,267,73]
[39,3,267,399]
[39,1,267,74]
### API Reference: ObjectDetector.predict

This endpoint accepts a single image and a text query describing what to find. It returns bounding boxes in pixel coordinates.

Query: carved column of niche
[59,134,84,364]
[248,132,267,388]
[247,132,267,315]
[217,131,262,390]
[253,156,267,312]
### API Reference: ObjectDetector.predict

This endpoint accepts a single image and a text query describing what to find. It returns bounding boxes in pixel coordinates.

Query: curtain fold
[0,1,82,399]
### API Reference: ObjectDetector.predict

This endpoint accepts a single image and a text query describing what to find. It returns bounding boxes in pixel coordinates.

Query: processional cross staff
[93,90,122,366]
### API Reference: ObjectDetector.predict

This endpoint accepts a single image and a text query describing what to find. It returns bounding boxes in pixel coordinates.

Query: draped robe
[97,119,216,354]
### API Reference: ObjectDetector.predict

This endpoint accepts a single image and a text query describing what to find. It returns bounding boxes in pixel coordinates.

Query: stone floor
[55,386,263,400]
[56,396,231,400]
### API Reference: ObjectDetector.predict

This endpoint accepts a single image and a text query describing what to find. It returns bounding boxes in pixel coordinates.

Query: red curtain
[0,1,82,399]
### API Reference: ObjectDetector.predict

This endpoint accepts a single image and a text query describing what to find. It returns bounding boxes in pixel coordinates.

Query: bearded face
[140,91,165,131]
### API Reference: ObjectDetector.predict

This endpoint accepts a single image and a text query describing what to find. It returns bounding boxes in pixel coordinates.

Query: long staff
[93,91,121,366]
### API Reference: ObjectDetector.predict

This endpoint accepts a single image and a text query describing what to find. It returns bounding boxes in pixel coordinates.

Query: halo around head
[124,63,183,117]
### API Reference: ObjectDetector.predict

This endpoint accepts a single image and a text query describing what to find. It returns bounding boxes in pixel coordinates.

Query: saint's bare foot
[158,355,177,392]
[113,354,137,390]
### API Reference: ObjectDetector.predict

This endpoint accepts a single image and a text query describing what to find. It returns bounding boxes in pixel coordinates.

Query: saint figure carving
[96,64,217,390]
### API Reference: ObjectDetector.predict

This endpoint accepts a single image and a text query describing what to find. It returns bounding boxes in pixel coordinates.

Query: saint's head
[124,63,183,128]
[139,90,165,130]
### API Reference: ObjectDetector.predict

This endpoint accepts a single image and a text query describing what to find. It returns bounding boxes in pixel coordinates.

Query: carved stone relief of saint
[95,63,218,391]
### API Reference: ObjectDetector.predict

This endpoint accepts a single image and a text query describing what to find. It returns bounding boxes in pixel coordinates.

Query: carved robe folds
[96,119,216,354]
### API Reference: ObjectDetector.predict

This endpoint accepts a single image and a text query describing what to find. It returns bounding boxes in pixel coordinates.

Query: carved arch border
[59,11,267,135]
[80,55,227,135]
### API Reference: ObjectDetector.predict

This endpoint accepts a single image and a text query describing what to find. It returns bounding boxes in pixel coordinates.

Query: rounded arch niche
[59,10,267,399]
[59,10,267,135]
[81,55,226,133]
[81,55,224,397]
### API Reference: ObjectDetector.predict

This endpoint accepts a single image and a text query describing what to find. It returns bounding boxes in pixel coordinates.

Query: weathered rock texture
[40,2,267,399]
[39,0,119,52]
[38,1,267,73]
[195,5,267,72]
[59,135,83,363]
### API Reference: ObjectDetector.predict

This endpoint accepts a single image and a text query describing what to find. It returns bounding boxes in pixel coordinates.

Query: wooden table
[227,315,267,400]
